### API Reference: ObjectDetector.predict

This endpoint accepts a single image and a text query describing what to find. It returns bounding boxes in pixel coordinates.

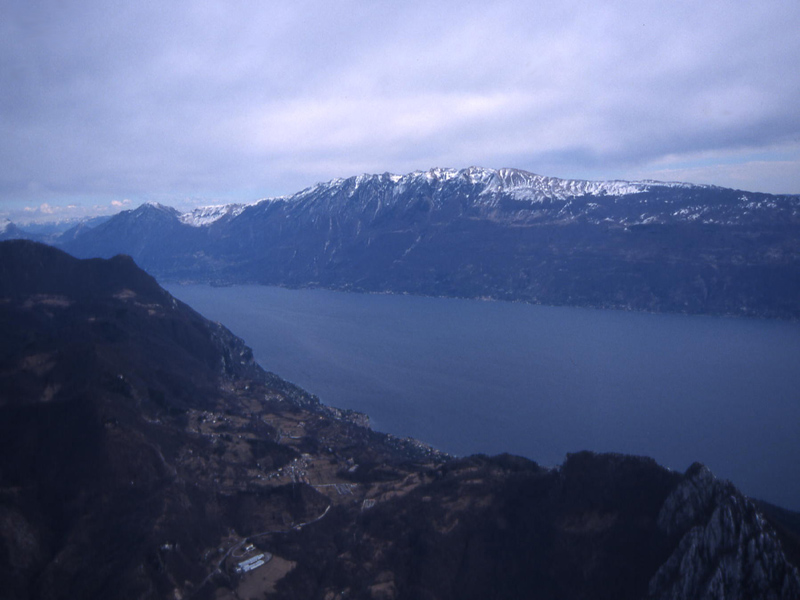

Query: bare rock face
[647,463,800,600]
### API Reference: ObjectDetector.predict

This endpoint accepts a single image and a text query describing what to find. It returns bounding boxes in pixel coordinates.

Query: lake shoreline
[165,283,800,510]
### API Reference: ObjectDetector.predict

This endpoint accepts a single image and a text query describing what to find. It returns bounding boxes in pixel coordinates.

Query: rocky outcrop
[648,463,800,599]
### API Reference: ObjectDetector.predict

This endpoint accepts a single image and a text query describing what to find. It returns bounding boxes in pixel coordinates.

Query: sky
[2,0,800,223]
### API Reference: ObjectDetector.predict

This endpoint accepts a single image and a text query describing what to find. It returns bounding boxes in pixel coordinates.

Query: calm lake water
[165,284,800,510]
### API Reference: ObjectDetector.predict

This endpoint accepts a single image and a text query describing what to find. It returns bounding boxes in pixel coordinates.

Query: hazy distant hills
[0,219,37,242]
[17,167,800,318]
[2,240,799,599]
[1,215,112,245]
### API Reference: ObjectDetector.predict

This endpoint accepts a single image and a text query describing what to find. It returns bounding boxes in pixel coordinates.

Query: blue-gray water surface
[165,284,800,510]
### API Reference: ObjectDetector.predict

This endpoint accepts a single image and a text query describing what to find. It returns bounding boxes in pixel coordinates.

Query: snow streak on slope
[179,204,247,227]
[267,167,713,208]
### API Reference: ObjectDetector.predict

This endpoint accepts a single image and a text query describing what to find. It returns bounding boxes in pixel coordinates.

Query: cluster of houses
[235,550,271,574]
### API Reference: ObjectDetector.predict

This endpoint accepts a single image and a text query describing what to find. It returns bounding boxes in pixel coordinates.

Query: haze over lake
[166,284,800,510]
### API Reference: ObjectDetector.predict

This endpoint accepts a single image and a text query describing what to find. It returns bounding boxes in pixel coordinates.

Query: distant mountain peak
[136,201,180,214]
[0,218,27,241]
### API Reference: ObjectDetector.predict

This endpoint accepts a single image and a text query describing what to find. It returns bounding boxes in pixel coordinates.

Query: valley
[2,240,799,599]
[4,1,800,597]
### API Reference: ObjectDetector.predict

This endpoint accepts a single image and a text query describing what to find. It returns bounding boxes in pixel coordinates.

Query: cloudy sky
[2,0,799,223]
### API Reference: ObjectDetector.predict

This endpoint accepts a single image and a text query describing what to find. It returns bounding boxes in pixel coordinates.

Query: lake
[165,284,800,510]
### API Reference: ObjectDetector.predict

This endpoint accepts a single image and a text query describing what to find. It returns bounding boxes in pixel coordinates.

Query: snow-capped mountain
[261,166,795,227]
[60,167,800,319]
[303,166,703,204]
[0,219,33,242]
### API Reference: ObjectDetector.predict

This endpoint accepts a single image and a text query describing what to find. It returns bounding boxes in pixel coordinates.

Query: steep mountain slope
[274,453,800,600]
[0,240,434,599]
[1,240,798,600]
[61,168,800,319]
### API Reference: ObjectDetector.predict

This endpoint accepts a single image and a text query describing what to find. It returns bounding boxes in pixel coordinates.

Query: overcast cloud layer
[2,0,800,222]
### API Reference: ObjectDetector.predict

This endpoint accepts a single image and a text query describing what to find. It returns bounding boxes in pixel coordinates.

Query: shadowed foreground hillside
[1,240,798,600]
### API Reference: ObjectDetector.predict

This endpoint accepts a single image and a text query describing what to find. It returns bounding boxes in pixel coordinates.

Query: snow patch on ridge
[179,204,246,227]
[193,167,731,218]
[488,169,709,203]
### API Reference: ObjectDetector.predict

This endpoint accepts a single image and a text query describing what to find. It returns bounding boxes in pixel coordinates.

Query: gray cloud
[2,0,800,221]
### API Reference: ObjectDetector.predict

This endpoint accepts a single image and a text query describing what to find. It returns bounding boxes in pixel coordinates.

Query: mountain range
[1,239,799,600]
[6,167,799,319]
